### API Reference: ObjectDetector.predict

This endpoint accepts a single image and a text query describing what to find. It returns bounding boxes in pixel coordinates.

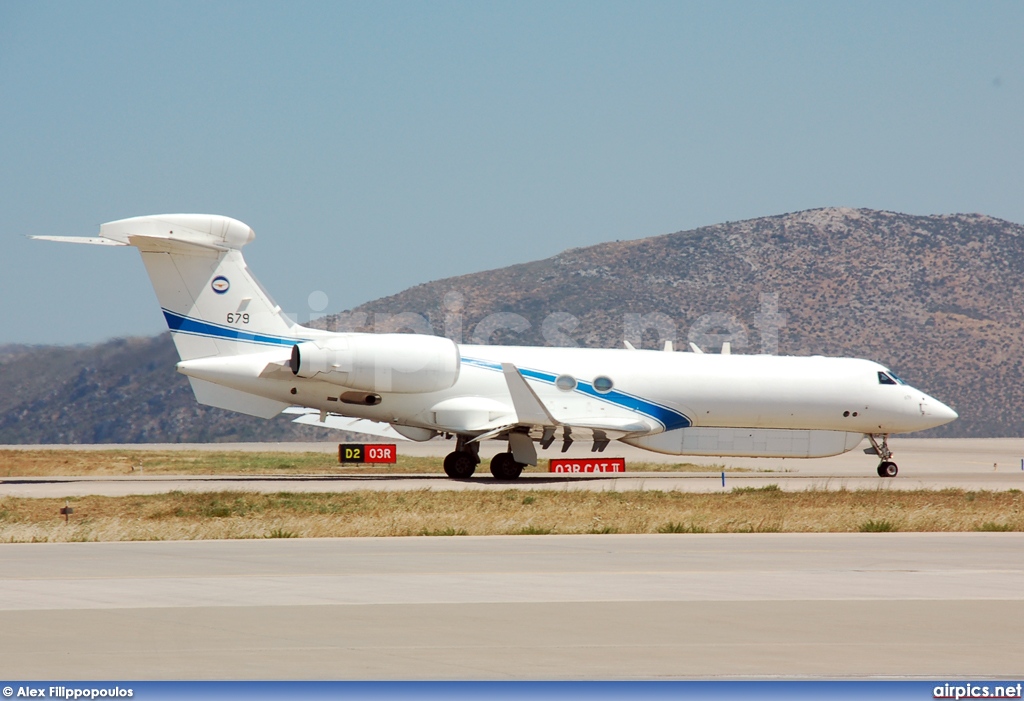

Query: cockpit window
[889,372,906,385]
[878,371,897,385]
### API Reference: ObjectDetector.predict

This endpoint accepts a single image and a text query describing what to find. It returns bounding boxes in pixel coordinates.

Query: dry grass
[3,449,1017,543]
[1,488,1021,542]
[0,449,729,477]
[0,449,396,476]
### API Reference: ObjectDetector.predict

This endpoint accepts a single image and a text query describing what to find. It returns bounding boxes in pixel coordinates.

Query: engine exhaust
[340,391,382,406]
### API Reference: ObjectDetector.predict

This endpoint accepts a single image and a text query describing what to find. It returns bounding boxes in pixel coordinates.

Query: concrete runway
[3,438,1023,496]
[1,533,1023,680]
[2,439,1022,680]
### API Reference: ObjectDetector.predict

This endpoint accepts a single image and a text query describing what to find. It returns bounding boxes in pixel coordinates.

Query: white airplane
[35,214,958,479]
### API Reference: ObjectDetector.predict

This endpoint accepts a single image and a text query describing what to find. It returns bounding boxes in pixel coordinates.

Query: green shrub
[859,519,896,532]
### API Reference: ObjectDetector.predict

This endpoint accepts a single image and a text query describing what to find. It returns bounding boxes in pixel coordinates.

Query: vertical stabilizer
[103,214,304,361]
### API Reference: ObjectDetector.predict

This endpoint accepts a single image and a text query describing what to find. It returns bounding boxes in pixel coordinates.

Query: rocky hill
[321,208,1023,438]
[0,336,322,443]
[2,208,1020,442]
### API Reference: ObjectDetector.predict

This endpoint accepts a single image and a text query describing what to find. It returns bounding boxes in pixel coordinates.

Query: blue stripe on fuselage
[162,309,302,347]
[460,356,691,431]
[156,319,691,431]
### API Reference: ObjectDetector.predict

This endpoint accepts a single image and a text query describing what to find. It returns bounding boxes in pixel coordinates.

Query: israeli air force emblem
[211,276,230,294]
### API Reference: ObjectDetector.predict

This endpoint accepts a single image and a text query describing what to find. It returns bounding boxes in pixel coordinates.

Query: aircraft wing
[500,363,657,436]
[282,407,410,441]
[501,362,558,425]
[471,363,661,463]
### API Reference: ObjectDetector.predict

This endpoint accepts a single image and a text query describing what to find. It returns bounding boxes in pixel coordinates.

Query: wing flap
[565,417,657,434]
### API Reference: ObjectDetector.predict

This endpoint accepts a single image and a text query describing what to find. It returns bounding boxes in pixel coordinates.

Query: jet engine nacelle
[290,334,460,394]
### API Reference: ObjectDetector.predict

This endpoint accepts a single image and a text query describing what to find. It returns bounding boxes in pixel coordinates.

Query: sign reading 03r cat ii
[339,444,398,464]
[549,458,625,473]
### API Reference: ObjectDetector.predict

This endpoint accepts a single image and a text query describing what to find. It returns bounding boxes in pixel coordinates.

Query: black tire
[490,452,525,481]
[877,461,898,478]
[443,451,477,479]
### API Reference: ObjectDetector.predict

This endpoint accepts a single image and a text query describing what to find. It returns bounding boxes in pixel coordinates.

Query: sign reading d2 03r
[339,444,398,464]
[549,458,625,473]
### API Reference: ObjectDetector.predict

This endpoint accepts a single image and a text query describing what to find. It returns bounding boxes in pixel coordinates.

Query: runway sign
[339,444,397,464]
[549,457,625,473]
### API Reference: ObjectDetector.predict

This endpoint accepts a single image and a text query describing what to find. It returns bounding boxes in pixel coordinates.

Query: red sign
[549,457,625,473]
[339,444,397,463]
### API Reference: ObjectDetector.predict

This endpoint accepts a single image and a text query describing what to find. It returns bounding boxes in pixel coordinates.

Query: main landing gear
[489,451,525,481]
[443,436,479,479]
[867,434,898,478]
[442,435,528,481]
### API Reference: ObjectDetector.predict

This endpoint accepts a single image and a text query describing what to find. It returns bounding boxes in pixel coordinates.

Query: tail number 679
[226,313,250,324]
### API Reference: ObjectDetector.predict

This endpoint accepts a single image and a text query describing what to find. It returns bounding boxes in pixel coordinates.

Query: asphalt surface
[1,438,1022,680]
[2,437,1022,496]
[1,534,1022,679]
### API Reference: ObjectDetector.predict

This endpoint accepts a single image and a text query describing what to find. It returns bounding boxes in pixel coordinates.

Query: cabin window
[878,371,897,385]
[593,376,614,393]
[555,374,577,391]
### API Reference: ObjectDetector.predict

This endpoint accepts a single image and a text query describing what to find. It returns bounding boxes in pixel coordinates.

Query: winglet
[501,363,559,426]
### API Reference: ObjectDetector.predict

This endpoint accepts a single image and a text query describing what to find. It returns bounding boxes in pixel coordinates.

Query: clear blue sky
[3,1,1022,344]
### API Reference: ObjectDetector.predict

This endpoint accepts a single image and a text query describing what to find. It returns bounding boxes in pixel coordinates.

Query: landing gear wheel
[490,452,525,481]
[443,451,477,479]
[877,461,898,478]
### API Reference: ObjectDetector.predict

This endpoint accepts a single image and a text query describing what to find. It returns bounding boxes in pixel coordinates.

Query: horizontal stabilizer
[30,235,127,246]
[127,234,226,254]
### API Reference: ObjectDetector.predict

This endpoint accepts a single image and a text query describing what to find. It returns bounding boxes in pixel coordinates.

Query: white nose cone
[922,396,958,428]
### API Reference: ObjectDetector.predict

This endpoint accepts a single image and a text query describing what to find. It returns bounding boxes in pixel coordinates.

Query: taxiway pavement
[1,533,1022,679]
[2,438,1022,497]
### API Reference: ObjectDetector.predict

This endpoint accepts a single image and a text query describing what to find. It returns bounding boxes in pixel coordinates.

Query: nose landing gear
[867,434,898,477]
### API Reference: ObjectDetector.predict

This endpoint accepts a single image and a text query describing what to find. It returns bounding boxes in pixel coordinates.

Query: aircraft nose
[922,397,958,427]
[935,401,958,422]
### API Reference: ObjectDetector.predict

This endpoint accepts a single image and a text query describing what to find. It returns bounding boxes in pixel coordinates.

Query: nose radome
[923,397,958,426]
[935,401,958,422]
